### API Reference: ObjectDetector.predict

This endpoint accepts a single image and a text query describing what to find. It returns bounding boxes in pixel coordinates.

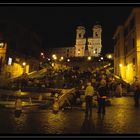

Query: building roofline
[124,8,140,27]
[113,8,140,39]
[47,46,75,50]
[113,25,123,39]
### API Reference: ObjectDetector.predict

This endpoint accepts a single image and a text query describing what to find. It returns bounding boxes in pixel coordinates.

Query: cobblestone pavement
[0,97,140,134]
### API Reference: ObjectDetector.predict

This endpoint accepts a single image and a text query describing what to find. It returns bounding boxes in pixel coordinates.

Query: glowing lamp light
[108,54,112,59]
[87,56,91,61]
[54,56,57,60]
[0,43,4,47]
[101,57,104,60]
[60,56,64,60]
[22,62,26,66]
[67,59,70,62]
[52,54,57,60]
[41,52,44,56]
[119,64,122,67]
[59,56,64,61]
[78,50,80,54]
[52,54,56,58]
[8,57,12,65]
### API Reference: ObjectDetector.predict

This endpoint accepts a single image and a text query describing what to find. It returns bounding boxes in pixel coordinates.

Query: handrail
[54,88,75,109]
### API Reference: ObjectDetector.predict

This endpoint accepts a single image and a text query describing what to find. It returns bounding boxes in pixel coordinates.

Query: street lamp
[22,62,26,67]
[119,64,122,67]
[87,56,91,61]
[101,57,104,60]
[41,52,44,56]
[60,56,64,61]
[52,54,57,60]
[119,63,123,78]
[54,56,57,60]
[22,62,26,74]
[52,54,56,58]
[107,54,112,59]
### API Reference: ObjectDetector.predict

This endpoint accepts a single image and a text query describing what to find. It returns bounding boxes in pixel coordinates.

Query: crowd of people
[8,66,140,118]
[10,67,130,97]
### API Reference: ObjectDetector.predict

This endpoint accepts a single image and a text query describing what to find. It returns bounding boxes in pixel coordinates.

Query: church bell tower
[75,26,86,57]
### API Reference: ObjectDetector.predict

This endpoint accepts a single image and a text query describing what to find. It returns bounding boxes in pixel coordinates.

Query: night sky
[0,5,137,54]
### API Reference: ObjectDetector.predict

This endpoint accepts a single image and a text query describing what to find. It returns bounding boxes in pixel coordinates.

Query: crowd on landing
[8,67,139,98]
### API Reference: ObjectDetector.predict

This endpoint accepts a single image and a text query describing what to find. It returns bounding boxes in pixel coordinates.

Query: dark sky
[0,5,137,54]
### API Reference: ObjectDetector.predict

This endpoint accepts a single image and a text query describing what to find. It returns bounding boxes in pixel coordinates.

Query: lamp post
[52,54,57,69]
[22,62,26,74]
[107,54,112,59]
[87,56,91,61]
[119,63,122,78]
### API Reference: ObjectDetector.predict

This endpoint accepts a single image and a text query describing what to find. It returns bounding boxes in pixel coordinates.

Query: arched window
[79,33,81,38]
[95,32,98,37]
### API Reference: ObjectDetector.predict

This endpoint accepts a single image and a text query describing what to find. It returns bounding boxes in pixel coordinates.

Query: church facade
[49,24,102,58]
[75,25,102,57]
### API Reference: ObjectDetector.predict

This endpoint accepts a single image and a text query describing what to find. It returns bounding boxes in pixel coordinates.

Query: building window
[125,45,127,55]
[114,37,117,46]
[95,32,98,37]
[130,17,135,30]
[78,49,80,55]
[118,49,120,57]
[124,26,129,37]
[133,58,135,65]
[133,38,135,48]
[95,48,97,54]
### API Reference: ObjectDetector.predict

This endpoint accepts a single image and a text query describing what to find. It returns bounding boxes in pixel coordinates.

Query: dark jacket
[97,86,108,99]
[134,88,140,99]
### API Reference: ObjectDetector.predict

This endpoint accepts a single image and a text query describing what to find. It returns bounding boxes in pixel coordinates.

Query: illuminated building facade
[48,24,102,58]
[0,41,7,73]
[49,47,75,58]
[75,25,102,57]
[87,25,102,57]
[75,26,86,57]
[0,42,7,64]
[113,8,140,84]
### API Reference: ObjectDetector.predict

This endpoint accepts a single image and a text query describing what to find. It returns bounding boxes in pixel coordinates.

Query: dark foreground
[0,97,140,134]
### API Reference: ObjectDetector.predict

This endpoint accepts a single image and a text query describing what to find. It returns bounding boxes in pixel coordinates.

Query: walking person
[97,82,108,115]
[134,85,140,108]
[85,82,94,117]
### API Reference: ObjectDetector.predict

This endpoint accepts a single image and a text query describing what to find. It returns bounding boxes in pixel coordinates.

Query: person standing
[85,82,94,117]
[97,82,108,115]
[134,85,140,108]
[115,83,123,97]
